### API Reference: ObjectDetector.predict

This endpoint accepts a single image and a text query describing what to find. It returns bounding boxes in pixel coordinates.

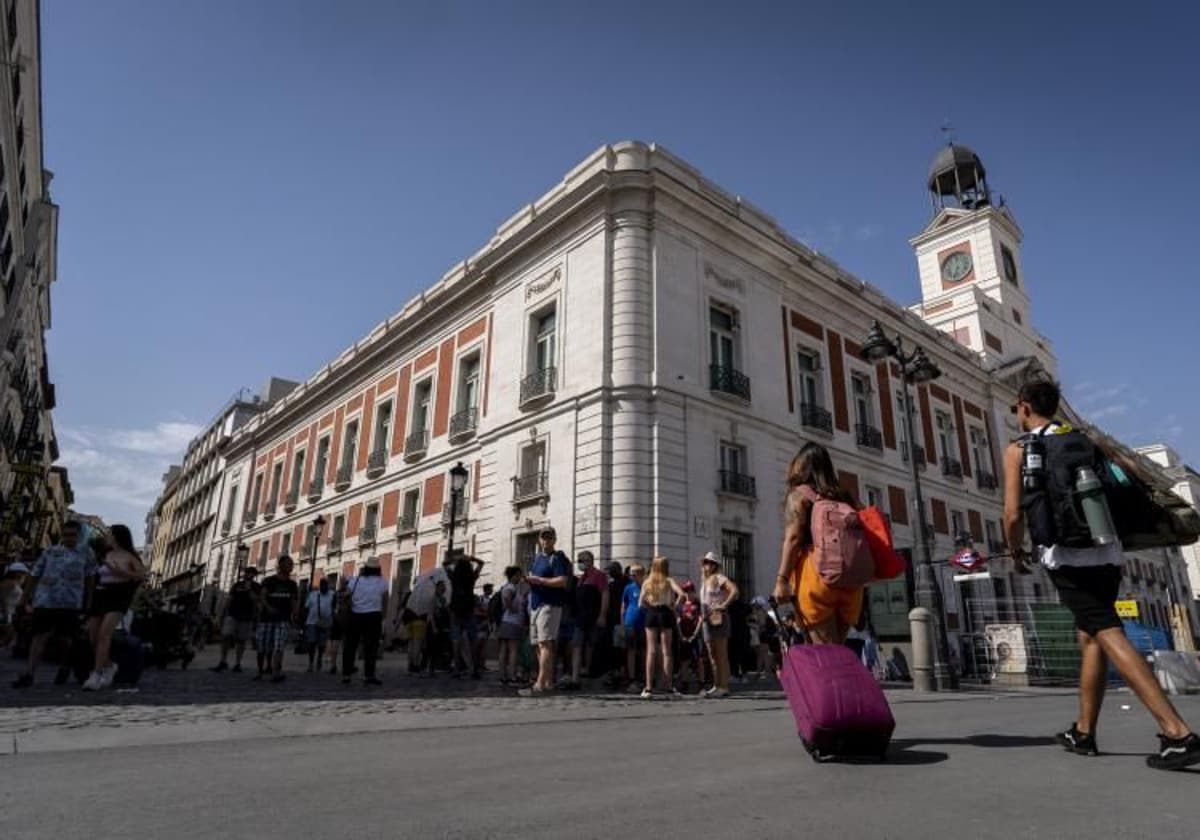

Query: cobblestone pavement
[0,644,791,742]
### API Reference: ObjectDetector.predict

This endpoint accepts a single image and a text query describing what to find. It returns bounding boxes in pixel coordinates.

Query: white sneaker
[99,665,118,688]
[640,687,653,699]
[710,687,730,699]
[82,671,103,691]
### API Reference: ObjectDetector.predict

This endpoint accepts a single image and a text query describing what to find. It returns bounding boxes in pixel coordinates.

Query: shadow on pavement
[892,734,1056,749]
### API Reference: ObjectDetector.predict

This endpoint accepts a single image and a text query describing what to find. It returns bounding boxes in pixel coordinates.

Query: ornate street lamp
[860,320,957,691]
[310,514,326,588]
[445,462,469,562]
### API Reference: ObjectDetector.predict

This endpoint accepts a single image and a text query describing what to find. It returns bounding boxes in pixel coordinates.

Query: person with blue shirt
[518,527,571,696]
[622,563,646,692]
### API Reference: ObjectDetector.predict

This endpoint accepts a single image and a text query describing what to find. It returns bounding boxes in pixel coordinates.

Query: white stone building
[198,141,1196,657]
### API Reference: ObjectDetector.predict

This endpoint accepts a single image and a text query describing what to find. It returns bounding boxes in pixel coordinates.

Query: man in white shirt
[1005,379,1199,770]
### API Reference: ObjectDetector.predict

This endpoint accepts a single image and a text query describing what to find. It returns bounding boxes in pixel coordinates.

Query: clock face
[941,251,973,283]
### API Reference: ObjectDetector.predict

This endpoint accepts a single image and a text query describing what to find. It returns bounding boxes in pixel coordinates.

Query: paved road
[2,644,1197,840]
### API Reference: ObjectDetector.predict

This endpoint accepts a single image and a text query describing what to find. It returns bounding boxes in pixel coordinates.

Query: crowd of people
[3,389,1199,769]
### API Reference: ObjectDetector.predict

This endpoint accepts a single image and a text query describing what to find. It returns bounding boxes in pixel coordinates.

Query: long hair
[643,556,671,601]
[786,442,853,505]
[110,524,141,562]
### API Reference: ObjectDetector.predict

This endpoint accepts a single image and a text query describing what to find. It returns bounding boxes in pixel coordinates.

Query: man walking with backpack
[518,527,570,697]
[1004,379,1199,770]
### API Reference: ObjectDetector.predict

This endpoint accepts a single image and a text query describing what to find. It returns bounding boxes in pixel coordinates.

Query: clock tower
[909,143,1056,375]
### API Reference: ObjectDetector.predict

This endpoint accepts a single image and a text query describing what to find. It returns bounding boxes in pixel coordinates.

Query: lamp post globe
[859,320,897,364]
[907,347,942,384]
[450,461,469,494]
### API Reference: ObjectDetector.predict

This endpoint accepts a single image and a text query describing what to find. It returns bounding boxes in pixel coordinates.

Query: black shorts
[644,606,676,631]
[89,583,139,617]
[32,608,81,638]
[1048,564,1123,637]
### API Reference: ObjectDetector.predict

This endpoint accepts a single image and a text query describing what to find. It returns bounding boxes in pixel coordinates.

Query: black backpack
[1021,426,1102,549]
[487,591,504,626]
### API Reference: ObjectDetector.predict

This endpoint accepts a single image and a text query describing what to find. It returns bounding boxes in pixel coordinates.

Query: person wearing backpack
[772,442,872,645]
[1005,379,1199,771]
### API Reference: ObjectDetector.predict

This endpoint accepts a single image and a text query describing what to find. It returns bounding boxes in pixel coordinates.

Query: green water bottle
[1075,466,1117,546]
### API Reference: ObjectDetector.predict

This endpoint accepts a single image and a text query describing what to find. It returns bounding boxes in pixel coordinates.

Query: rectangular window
[851,373,874,427]
[865,485,884,512]
[514,532,540,570]
[969,427,990,474]
[709,305,738,370]
[895,391,909,447]
[373,402,393,455]
[314,437,330,485]
[520,441,546,479]
[985,520,1000,549]
[259,542,269,566]
[719,441,746,476]
[412,380,433,434]
[331,515,345,547]
[950,510,965,540]
[280,532,292,558]
[290,450,305,493]
[935,411,953,460]
[225,485,239,525]
[364,503,379,535]
[719,529,754,598]
[342,420,359,468]
[459,355,481,412]
[250,473,263,513]
[533,309,556,372]
[401,489,420,527]
[796,348,823,408]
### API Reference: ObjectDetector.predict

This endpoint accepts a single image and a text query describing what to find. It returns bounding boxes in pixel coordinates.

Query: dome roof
[927,144,986,193]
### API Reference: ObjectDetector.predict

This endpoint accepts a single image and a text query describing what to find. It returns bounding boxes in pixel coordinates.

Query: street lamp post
[235,541,250,576]
[310,515,326,588]
[445,462,469,562]
[859,320,959,691]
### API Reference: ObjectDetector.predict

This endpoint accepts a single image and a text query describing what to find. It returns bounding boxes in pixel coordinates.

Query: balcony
[718,470,757,499]
[709,364,751,402]
[441,497,471,526]
[220,519,232,537]
[396,513,418,537]
[358,524,377,547]
[513,471,549,504]
[243,510,257,528]
[449,406,478,440]
[262,501,277,522]
[976,470,998,492]
[901,443,927,471]
[335,463,353,491]
[855,423,884,452]
[404,430,429,460]
[284,487,299,513]
[307,478,324,503]
[799,403,833,435]
[941,457,964,480]
[366,448,387,479]
[519,367,556,407]
[328,536,343,555]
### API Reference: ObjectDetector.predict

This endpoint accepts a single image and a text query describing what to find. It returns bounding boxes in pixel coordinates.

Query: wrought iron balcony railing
[855,423,884,452]
[519,367,557,407]
[709,364,752,401]
[718,470,757,498]
[941,457,964,480]
[799,403,833,434]
[366,448,387,478]
[449,406,478,439]
[512,472,549,503]
[404,430,429,458]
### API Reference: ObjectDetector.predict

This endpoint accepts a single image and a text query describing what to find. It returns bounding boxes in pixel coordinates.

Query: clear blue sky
[41,0,1200,532]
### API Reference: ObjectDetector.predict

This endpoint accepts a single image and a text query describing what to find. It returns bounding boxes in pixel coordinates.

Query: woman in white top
[84,525,145,691]
[341,557,390,686]
[497,565,527,686]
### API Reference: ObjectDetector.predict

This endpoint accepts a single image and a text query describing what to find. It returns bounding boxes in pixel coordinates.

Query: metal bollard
[909,607,935,693]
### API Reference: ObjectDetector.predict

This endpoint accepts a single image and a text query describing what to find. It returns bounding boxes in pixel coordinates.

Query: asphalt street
[2,680,1197,840]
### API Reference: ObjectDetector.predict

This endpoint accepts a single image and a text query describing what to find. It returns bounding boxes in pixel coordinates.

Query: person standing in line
[304,577,334,673]
[604,562,627,687]
[474,583,494,674]
[11,520,97,689]
[518,527,571,697]
[568,551,609,688]
[676,580,705,693]
[212,567,260,673]
[638,556,685,698]
[255,556,299,683]
[699,552,738,698]
[496,566,527,686]
[449,554,484,679]
[621,564,646,692]
[772,443,865,644]
[326,576,348,674]
[342,558,390,686]
[83,525,146,691]
[427,580,451,675]
[1004,379,1200,770]
[1,561,31,650]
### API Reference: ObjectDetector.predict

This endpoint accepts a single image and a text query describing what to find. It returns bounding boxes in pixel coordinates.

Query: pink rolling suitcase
[777,631,895,762]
